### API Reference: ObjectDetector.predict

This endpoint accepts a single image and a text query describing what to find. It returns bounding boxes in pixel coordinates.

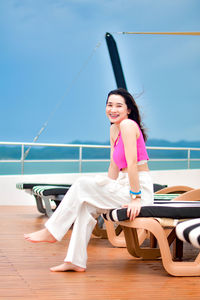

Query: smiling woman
[24,88,153,273]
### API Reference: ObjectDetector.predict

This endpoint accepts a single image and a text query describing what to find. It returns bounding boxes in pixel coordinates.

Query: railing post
[79,146,82,173]
[187,149,191,169]
[21,144,25,175]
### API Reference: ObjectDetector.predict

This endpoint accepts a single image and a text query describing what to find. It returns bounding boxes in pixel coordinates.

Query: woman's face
[106,94,130,125]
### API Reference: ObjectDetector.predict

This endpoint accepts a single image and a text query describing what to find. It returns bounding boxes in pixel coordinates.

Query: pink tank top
[113,121,149,170]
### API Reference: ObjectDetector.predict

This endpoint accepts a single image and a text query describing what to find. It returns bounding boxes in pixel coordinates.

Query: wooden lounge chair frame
[119,217,200,276]
[105,185,193,248]
[105,188,200,276]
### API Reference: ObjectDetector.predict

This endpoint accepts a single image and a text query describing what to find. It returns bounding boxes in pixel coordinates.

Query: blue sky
[0,0,200,144]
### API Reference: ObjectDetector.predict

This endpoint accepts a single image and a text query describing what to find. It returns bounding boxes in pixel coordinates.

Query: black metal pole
[105,32,127,90]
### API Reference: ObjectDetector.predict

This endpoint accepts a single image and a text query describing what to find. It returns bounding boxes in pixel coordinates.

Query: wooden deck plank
[0,206,200,299]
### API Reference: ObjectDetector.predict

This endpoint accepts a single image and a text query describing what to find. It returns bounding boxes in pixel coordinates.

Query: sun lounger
[16,183,71,215]
[105,185,193,248]
[103,189,200,276]
[32,185,71,217]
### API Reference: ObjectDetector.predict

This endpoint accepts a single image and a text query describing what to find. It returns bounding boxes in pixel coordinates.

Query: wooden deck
[1,206,200,300]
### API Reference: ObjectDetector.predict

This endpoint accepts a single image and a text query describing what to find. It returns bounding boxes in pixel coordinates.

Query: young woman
[24,88,153,272]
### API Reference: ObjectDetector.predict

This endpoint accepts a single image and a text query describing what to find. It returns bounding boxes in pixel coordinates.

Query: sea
[1,160,200,176]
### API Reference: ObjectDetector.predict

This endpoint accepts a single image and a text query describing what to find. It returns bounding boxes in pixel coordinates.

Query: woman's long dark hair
[107,88,147,141]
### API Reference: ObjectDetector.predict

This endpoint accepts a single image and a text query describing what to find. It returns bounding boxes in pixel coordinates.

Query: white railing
[147,146,200,169]
[0,141,110,174]
[0,141,200,175]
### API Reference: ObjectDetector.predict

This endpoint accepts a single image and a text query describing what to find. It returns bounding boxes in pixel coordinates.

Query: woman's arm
[108,160,119,180]
[120,119,141,220]
[108,125,119,180]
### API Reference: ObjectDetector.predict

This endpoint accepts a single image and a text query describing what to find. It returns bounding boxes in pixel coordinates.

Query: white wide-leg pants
[45,171,153,268]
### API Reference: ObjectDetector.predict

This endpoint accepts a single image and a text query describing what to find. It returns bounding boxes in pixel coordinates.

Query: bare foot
[24,228,56,243]
[50,262,85,272]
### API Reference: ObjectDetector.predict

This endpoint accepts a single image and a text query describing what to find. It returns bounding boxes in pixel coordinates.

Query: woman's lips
[109,114,119,118]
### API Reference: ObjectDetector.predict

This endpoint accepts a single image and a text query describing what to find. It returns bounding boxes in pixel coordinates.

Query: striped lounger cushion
[102,201,200,222]
[32,185,70,196]
[176,219,200,249]
[16,183,71,190]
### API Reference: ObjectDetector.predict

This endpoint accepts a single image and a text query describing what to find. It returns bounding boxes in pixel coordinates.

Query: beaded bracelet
[129,190,141,195]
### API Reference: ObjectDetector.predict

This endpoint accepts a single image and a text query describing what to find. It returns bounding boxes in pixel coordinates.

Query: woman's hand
[122,199,141,221]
